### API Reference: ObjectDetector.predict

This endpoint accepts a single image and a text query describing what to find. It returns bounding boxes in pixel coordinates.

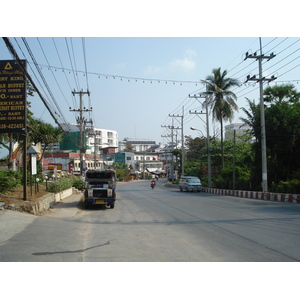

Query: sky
[1,2,300,159]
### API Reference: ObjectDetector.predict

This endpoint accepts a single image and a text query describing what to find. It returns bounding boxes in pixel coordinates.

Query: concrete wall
[5,187,82,215]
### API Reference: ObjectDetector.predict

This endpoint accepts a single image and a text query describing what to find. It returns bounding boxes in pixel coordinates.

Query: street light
[45,176,48,191]
[190,126,212,188]
[35,178,40,193]
[190,127,205,136]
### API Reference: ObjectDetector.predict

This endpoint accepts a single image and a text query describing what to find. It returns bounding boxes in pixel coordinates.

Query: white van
[179,176,202,192]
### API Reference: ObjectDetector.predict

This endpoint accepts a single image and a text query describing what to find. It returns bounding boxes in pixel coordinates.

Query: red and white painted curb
[165,183,300,204]
[202,188,300,204]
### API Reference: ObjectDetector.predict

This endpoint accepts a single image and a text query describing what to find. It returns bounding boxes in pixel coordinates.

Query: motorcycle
[151,182,156,189]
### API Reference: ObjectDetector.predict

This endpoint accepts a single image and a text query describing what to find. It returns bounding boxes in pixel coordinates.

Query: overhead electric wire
[21,38,69,127]
[81,37,93,124]
[65,37,80,91]
[37,38,72,110]
[13,38,57,114]
[52,37,78,111]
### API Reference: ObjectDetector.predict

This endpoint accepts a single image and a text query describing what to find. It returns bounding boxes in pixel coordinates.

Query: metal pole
[205,88,212,188]
[171,119,174,183]
[233,130,236,190]
[259,37,268,192]
[181,106,185,176]
[79,91,84,176]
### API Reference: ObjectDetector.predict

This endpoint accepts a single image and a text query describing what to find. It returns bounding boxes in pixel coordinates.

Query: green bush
[47,177,74,193]
[72,179,85,190]
[0,170,23,193]
[47,176,85,193]
[277,179,300,194]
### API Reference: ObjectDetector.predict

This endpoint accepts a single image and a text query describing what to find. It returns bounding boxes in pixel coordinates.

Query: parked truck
[83,169,117,209]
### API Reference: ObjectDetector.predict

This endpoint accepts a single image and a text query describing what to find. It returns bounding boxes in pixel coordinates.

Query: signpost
[0,60,27,199]
[0,60,26,132]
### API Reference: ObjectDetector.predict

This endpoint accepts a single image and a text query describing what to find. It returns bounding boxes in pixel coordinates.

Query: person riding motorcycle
[151,179,156,189]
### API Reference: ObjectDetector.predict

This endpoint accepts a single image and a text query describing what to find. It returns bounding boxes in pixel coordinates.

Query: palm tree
[202,68,240,168]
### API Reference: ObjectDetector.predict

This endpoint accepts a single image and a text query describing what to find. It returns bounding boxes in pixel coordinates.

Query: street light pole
[189,91,212,188]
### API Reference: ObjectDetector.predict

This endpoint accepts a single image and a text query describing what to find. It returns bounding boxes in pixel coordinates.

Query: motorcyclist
[151,179,156,188]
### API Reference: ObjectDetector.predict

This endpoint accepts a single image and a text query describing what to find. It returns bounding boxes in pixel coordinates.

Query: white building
[85,126,118,154]
[118,138,156,152]
[54,123,118,154]
[224,123,252,140]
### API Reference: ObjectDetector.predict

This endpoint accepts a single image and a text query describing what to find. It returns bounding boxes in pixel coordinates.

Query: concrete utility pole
[189,92,212,188]
[169,106,185,176]
[161,122,181,183]
[70,90,91,176]
[244,38,276,192]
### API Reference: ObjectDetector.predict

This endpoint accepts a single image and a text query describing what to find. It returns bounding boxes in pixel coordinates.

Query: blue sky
[1,3,300,158]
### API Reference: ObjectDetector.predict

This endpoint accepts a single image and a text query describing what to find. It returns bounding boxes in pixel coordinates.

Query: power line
[65,37,80,91]
[37,37,72,109]
[21,38,69,126]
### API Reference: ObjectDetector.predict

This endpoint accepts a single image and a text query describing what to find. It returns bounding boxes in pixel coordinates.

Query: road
[0,179,300,262]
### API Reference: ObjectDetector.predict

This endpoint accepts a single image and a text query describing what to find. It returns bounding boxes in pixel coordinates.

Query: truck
[83,169,117,209]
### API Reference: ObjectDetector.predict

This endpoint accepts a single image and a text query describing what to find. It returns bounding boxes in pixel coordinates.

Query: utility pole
[244,38,276,192]
[233,129,236,190]
[70,89,91,176]
[161,122,181,183]
[169,106,185,176]
[189,92,212,188]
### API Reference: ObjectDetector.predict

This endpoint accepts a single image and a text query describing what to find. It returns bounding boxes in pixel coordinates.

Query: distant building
[225,123,252,140]
[59,124,118,154]
[118,138,156,152]
[114,151,164,176]
[42,123,118,173]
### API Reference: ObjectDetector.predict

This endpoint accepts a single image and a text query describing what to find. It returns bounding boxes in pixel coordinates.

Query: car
[179,176,202,192]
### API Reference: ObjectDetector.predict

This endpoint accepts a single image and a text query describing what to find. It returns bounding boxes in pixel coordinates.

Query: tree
[110,162,130,181]
[123,142,134,152]
[185,135,207,162]
[203,68,240,168]
[263,84,300,104]
[240,98,261,142]
[30,121,63,163]
[240,84,300,191]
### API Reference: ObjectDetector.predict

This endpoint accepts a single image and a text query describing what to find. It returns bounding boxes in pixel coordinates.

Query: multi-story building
[118,138,156,152]
[224,123,252,140]
[114,151,164,176]
[42,123,118,173]
[59,124,118,154]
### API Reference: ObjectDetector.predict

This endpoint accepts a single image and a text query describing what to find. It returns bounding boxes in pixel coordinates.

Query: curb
[164,183,300,204]
[2,187,83,215]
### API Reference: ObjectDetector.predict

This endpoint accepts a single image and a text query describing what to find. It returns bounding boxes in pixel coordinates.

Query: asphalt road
[0,179,300,262]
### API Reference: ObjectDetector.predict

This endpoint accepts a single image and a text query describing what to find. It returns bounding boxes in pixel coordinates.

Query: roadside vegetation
[173,80,300,193]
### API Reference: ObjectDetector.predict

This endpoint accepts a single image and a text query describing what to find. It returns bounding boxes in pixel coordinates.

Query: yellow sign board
[0,60,26,133]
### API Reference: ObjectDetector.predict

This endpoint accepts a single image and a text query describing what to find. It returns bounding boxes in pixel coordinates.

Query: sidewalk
[0,210,37,244]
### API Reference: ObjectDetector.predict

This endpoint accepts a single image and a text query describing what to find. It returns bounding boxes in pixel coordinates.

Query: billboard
[0,60,26,133]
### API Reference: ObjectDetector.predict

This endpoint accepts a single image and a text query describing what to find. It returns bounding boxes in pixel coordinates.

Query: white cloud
[115,62,126,68]
[144,49,196,75]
